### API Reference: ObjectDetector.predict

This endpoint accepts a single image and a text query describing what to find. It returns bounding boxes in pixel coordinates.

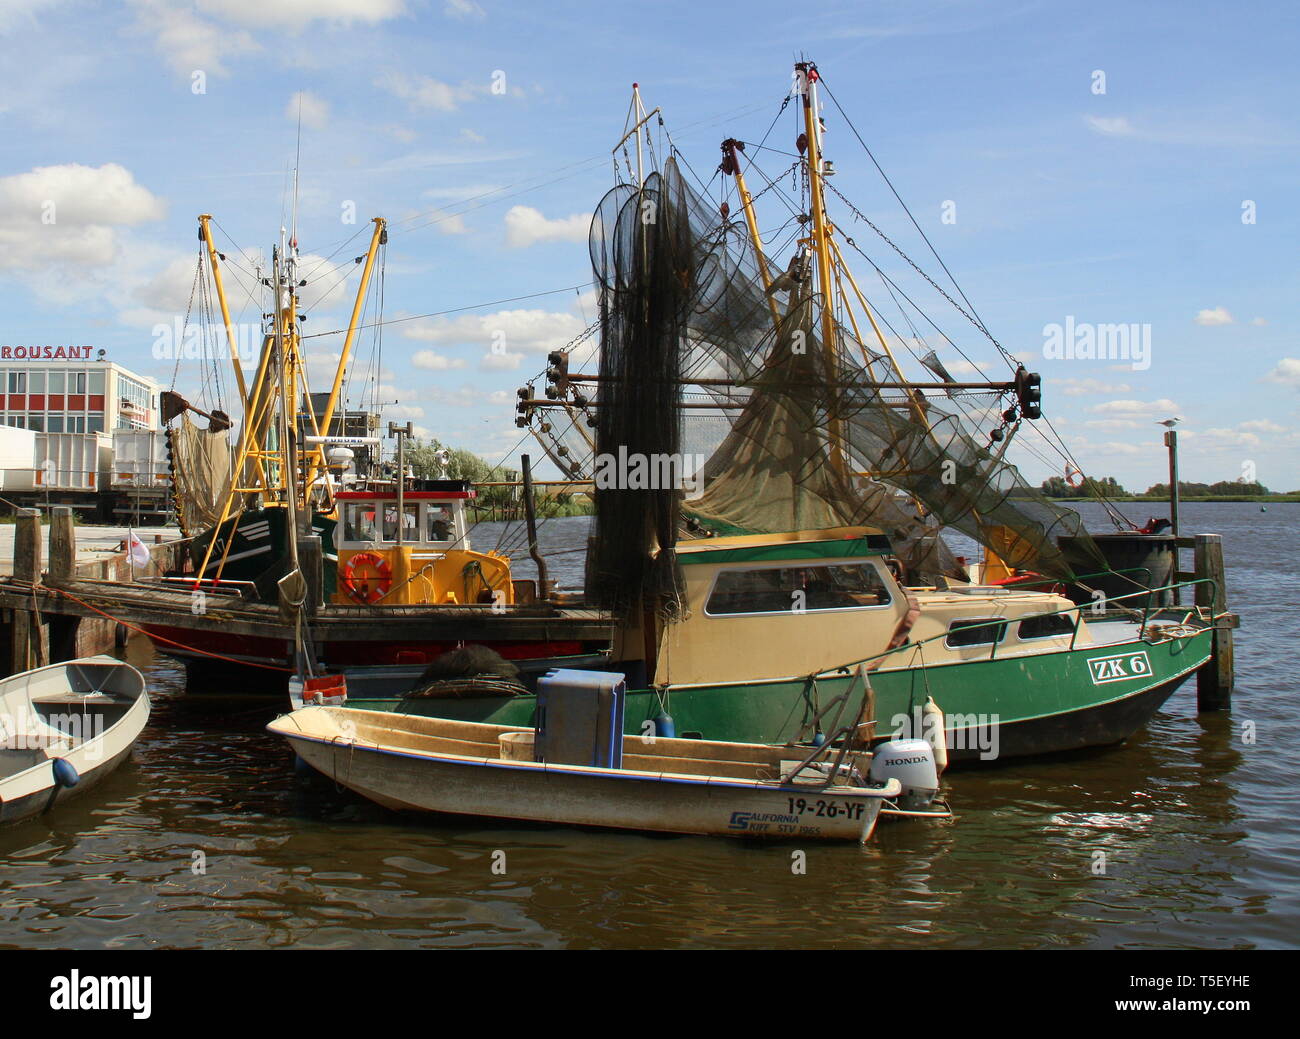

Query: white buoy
[922,696,948,774]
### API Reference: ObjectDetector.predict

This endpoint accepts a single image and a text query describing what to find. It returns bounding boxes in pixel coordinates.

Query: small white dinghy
[270,706,908,843]
[0,657,150,825]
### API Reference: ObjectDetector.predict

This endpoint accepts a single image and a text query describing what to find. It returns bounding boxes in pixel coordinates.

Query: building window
[48,371,65,393]
[8,372,25,393]
[47,415,64,433]
[88,415,103,433]
[88,370,105,394]
[28,415,44,431]
[29,371,45,393]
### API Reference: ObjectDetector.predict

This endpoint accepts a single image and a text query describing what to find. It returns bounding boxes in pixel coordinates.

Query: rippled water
[1,503,1295,949]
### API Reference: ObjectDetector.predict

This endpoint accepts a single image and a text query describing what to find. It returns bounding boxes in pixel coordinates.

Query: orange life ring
[341,551,392,605]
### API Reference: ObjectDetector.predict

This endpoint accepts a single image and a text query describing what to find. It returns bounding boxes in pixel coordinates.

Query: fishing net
[166,415,237,537]
[573,156,1104,607]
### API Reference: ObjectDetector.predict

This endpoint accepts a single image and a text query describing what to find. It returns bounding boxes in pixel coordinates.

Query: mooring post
[48,506,75,583]
[1194,533,1233,711]
[11,509,43,673]
[521,454,550,598]
[298,535,323,617]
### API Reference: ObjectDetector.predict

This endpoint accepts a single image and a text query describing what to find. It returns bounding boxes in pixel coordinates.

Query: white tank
[869,738,939,809]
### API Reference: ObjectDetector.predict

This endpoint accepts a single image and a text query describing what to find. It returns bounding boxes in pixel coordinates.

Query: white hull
[272,707,898,842]
[0,657,150,826]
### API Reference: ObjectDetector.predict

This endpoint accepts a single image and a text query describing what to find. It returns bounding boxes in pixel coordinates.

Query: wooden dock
[0,507,613,678]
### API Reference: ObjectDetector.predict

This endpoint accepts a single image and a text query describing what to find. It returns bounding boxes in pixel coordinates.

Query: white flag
[128,530,151,569]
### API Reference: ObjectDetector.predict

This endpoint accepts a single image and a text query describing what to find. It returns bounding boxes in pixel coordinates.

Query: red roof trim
[335,490,476,500]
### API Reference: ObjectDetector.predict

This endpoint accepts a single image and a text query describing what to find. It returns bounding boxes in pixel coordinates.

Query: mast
[198,215,250,417]
[304,216,387,498]
[721,139,781,328]
[795,61,845,475]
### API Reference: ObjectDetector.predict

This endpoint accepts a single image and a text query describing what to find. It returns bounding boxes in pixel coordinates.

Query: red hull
[142,625,586,670]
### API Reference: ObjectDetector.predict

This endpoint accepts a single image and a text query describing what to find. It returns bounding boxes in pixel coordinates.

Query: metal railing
[829,575,1219,676]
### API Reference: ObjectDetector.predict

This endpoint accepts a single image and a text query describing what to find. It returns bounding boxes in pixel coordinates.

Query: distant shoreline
[1044,495,1300,503]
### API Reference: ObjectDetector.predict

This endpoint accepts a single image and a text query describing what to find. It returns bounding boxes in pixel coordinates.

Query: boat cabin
[631,526,1086,687]
[331,480,514,607]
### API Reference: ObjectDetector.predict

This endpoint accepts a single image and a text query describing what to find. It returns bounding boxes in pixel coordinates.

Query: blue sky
[1,0,1296,491]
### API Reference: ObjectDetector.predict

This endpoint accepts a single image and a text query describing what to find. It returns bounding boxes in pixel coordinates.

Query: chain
[825,179,1014,363]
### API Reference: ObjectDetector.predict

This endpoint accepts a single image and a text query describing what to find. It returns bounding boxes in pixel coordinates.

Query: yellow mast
[796,61,845,476]
[198,215,250,416]
[303,216,386,498]
[721,139,781,328]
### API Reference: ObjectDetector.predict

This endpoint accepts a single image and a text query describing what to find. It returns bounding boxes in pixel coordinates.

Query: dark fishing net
[578,157,1104,597]
[584,169,692,616]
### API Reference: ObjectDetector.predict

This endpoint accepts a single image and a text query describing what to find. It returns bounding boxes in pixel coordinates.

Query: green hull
[343,629,1213,764]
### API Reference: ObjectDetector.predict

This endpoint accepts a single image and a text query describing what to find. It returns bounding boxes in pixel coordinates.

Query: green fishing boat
[299,63,1231,765]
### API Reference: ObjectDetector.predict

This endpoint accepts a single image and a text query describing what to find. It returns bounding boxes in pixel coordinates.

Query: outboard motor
[869,738,939,810]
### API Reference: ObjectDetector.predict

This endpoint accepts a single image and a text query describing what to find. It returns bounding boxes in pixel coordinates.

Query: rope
[17,581,293,673]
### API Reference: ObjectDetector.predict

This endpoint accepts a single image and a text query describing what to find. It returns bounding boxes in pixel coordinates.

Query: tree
[1040,474,1126,497]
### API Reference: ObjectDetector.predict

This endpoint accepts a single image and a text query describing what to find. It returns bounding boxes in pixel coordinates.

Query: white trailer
[108,428,172,523]
[0,426,38,491]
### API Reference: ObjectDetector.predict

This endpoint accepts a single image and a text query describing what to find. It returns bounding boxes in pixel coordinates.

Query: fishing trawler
[138,215,610,672]
[322,63,1229,764]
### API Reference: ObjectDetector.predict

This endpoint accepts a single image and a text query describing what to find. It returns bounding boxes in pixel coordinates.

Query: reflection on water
[0,505,1296,948]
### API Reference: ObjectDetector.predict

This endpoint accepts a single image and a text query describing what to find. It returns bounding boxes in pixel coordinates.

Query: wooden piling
[48,506,75,583]
[1194,533,1233,711]
[11,509,44,673]
[521,454,550,598]
[298,535,323,617]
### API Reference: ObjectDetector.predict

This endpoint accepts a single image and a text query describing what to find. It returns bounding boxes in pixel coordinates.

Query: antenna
[291,94,303,253]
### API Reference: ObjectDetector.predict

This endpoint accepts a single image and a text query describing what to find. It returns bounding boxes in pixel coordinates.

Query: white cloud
[402,308,584,355]
[287,90,330,130]
[386,403,425,419]
[0,0,64,31]
[411,350,466,370]
[375,70,476,112]
[480,352,524,371]
[127,0,259,77]
[1266,358,1300,388]
[1057,377,1132,397]
[944,359,991,376]
[504,205,590,247]
[1239,419,1287,434]
[459,128,486,144]
[0,164,166,301]
[1089,398,1181,417]
[1251,317,1268,327]
[444,0,485,19]
[1186,428,1262,452]
[1194,306,1233,327]
[196,0,405,29]
[1085,115,1136,137]
[1083,418,1140,431]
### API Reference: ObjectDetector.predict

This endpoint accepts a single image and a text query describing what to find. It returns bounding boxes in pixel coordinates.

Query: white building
[0,348,162,434]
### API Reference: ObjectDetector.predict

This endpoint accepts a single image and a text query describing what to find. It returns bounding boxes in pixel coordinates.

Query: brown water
[1,503,1295,949]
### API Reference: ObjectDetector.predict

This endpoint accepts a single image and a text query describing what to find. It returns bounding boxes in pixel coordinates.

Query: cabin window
[380,504,419,542]
[343,504,377,542]
[426,504,455,542]
[945,618,1008,648]
[1018,613,1075,640]
[705,561,893,616]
